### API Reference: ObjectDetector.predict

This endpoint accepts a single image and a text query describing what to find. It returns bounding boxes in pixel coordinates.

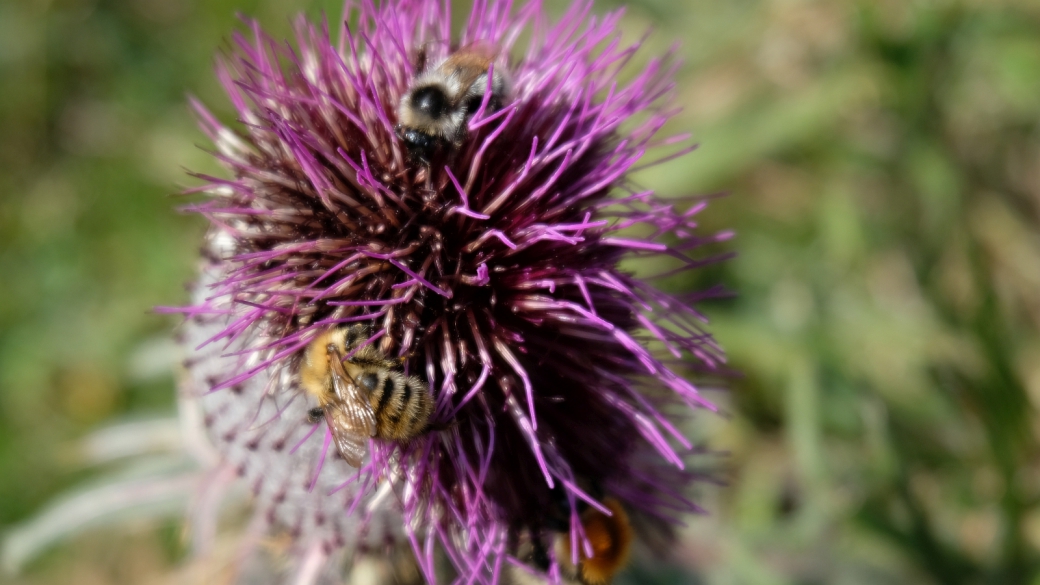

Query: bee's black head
[396,125,446,165]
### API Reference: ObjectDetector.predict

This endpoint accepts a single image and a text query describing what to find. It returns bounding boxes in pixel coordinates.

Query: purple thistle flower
[170,0,731,581]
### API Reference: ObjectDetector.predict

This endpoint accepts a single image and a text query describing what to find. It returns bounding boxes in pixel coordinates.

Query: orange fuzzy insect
[557,498,632,585]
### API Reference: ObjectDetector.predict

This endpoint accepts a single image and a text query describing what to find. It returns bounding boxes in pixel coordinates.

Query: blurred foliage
[1,0,1040,583]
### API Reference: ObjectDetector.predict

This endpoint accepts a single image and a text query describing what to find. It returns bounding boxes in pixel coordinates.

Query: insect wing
[328,350,377,436]
[326,351,376,467]
[325,406,369,468]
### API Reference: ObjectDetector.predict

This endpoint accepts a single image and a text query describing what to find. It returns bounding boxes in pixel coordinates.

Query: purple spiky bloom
[169,0,731,582]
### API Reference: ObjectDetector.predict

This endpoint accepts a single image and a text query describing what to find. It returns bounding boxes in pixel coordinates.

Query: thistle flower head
[173,0,729,581]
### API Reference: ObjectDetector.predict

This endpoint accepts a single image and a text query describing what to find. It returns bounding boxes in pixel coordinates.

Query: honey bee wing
[328,354,377,437]
[324,406,369,469]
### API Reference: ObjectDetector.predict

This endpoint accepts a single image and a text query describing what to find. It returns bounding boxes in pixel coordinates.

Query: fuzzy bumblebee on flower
[171,0,730,582]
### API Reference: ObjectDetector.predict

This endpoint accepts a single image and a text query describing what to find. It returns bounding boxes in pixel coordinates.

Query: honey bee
[510,497,633,585]
[299,325,434,468]
[396,42,508,162]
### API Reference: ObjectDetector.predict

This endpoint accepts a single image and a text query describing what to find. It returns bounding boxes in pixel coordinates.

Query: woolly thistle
[170,0,731,582]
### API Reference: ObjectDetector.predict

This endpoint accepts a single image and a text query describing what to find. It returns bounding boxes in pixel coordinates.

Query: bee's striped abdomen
[407,377,433,435]
[370,371,433,440]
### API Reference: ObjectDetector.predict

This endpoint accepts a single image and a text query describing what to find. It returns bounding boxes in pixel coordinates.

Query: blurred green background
[2,0,1040,583]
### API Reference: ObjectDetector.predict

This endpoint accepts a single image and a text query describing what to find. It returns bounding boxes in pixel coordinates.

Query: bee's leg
[307,406,326,424]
